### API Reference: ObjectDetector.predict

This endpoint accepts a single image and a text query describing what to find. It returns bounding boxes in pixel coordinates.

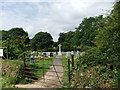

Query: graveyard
[1,44,85,88]
[1,1,120,89]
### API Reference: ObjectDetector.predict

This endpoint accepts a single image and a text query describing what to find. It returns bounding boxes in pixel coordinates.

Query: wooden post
[68,58,71,87]
[7,47,8,59]
[23,53,26,67]
[23,53,26,79]
[71,55,74,69]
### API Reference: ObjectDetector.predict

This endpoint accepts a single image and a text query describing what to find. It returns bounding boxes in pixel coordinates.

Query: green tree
[74,15,104,51]
[31,32,53,51]
[1,30,9,40]
[2,27,30,59]
[58,33,66,43]
[58,31,75,51]
[8,27,28,40]
[77,1,120,88]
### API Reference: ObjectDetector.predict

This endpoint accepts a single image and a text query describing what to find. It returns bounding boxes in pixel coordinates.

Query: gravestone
[80,51,85,56]
[66,51,70,58]
[43,53,47,57]
[76,50,80,58]
[0,49,3,57]
[71,51,74,55]
[30,52,34,64]
[50,52,53,57]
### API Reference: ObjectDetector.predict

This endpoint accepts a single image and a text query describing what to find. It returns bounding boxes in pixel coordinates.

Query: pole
[23,53,26,79]
[23,53,26,67]
[7,47,8,59]
[68,58,71,87]
[71,55,74,69]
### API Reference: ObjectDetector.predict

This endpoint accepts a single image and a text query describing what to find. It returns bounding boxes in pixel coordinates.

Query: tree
[58,31,75,51]
[58,33,66,43]
[2,27,30,59]
[31,32,53,51]
[74,15,104,51]
[8,27,28,40]
[77,1,120,88]
[0,30,9,40]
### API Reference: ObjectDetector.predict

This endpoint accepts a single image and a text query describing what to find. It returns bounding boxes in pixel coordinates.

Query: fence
[23,54,75,88]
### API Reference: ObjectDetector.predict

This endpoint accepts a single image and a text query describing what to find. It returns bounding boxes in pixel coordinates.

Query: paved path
[15,55,64,88]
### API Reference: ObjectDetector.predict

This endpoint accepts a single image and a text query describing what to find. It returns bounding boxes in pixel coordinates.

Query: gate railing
[23,54,75,88]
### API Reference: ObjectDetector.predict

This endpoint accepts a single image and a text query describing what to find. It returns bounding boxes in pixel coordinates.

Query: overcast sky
[0,0,115,41]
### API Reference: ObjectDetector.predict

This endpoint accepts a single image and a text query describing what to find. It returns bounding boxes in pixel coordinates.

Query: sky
[0,0,115,41]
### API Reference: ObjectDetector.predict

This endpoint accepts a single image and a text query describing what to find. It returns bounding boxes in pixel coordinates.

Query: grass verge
[2,59,24,88]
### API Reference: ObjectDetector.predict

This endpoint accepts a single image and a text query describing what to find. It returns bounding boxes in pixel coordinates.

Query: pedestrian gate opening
[23,55,73,88]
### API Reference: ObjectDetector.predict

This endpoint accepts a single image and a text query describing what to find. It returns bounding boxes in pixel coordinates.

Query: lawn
[24,56,56,83]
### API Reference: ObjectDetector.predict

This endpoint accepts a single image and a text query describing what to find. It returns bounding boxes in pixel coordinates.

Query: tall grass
[2,59,24,88]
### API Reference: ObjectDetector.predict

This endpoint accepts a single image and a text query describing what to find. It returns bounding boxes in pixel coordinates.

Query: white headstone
[80,51,85,56]
[66,51,70,58]
[0,49,3,57]
[76,50,80,58]
[71,51,74,55]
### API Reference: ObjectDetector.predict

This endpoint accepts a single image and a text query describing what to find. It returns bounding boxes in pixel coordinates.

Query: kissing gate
[23,55,74,88]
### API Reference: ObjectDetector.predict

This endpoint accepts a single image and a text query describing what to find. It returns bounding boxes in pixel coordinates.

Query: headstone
[80,51,85,56]
[0,49,3,57]
[43,53,47,57]
[50,52,53,57]
[66,51,70,58]
[30,52,34,64]
[58,44,62,55]
[76,50,80,58]
[71,51,74,55]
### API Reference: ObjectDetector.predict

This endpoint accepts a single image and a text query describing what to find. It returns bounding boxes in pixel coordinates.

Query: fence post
[23,53,26,67]
[71,55,74,69]
[23,53,26,79]
[68,58,71,87]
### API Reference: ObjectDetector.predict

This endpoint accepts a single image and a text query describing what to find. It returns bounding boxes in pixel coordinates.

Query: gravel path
[15,55,64,88]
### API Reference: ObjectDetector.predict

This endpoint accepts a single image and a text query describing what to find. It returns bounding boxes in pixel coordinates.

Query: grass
[23,54,75,87]
[1,53,78,88]
[60,53,80,87]
[23,53,80,88]
[60,54,72,87]
[24,55,56,83]
[2,59,24,88]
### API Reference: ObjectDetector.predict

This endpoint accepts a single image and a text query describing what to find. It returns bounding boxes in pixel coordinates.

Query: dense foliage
[73,1,120,88]
[31,32,53,51]
[58,15,104,51]
[58,31,75,51]
[1,28,54,59]
[2,28,30,59]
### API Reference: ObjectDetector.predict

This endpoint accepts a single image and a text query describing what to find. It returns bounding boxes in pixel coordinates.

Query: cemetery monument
[58,44,62,56]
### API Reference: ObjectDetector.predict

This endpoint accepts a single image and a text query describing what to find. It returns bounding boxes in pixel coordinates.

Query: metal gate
[23,55,74,88]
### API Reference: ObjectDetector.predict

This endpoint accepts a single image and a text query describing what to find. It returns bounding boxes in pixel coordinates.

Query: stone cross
[58,44,62,55]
